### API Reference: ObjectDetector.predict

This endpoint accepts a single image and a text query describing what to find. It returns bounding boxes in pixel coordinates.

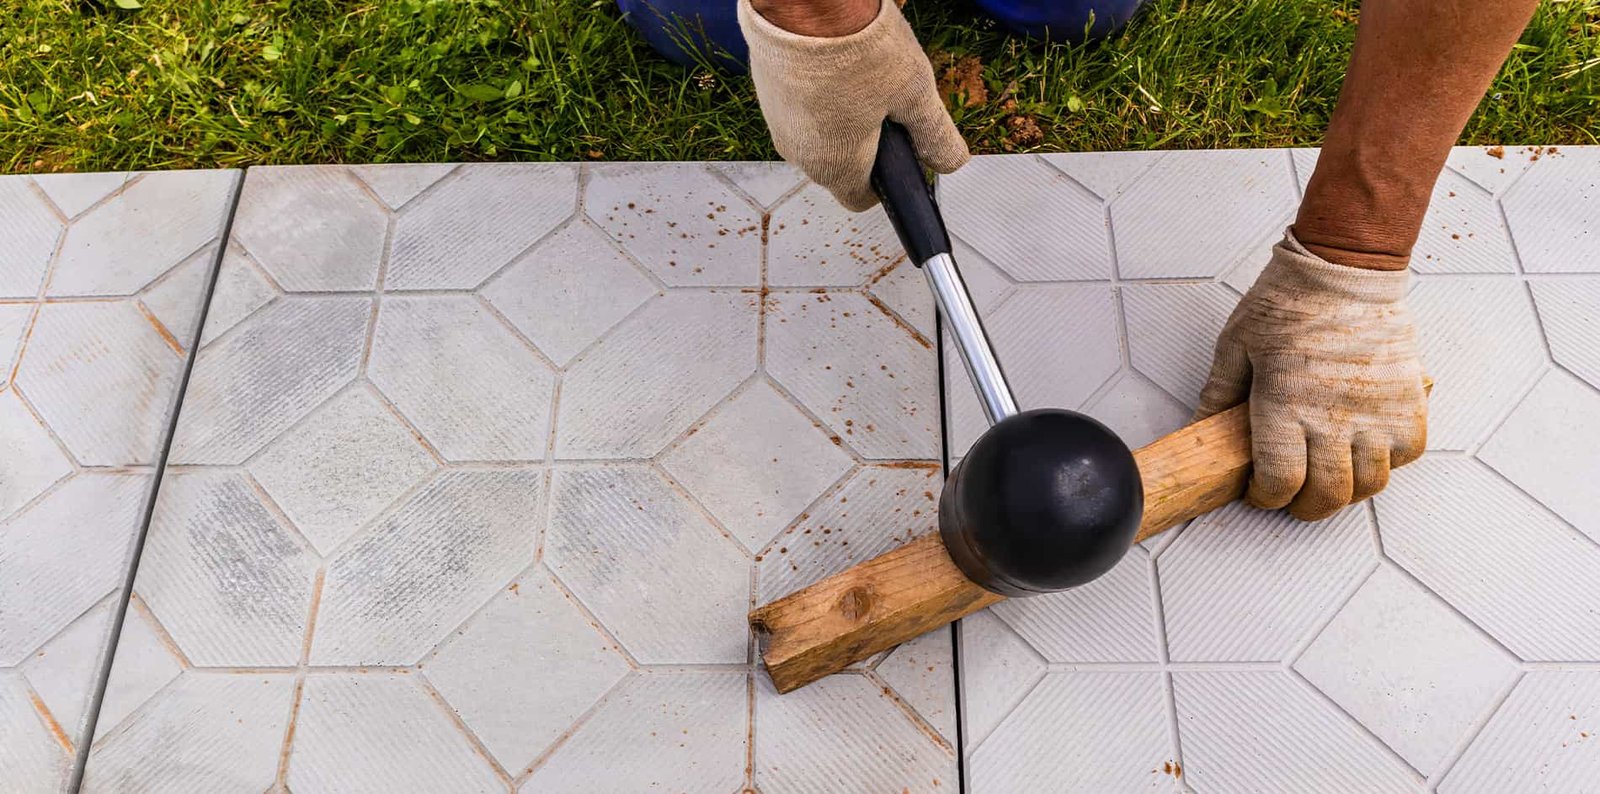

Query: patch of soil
[933,51,988,109]
[1003,114,1044,149]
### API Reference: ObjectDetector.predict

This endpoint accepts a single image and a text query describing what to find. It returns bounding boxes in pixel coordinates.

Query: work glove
[1195,230,1428,521]
[737,0,969,211]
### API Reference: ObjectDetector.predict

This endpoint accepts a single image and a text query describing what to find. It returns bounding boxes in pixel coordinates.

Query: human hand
[1195,231,1428,521]
[737,0,969,211]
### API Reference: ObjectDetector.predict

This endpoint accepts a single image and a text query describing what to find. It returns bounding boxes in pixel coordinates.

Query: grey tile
[1479,369,1600,543]
[768,182,900,287]
[348,163,456,210]
[30,172,130,219]
[231,166,388,292]
[1530,277,1600,390]
[711,161,805,208]
[1503,148,1600,272]
[1410,277,1546,450]
[1442,672,1600,793]
[49,170,234,297]
[0,177,61,298]
[590,162,762,286]
[939,155,1111,281]
[991,551,1157,663]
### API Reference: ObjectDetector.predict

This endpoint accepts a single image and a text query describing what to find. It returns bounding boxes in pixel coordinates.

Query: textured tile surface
[0,170,235,793]
[89,163,954,791]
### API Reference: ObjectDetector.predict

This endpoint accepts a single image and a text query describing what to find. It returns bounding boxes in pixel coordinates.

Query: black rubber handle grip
[870,120,952,266]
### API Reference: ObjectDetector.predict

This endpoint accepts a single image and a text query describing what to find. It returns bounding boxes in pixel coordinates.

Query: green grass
[2,0,1596,172]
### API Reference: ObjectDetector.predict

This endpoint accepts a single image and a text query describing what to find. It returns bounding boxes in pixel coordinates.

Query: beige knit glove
[1196,231,1428,521]
[737,0,969,211]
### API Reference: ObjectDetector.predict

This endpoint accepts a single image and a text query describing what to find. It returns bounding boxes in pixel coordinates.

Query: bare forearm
[1295,0,1539,270]
[750,0,879,36]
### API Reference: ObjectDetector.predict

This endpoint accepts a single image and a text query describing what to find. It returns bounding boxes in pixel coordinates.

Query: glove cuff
[738,0,910,74]
[1271,228,1410,305]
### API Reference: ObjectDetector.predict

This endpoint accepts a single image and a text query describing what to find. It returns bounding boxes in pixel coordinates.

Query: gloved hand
[1195,231,1428,521]
[737,0,969,211]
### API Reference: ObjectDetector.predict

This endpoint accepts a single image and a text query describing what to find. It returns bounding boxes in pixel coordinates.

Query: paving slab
[941,145,1600,792]
[82,163,956,792]
[0,170,237,792]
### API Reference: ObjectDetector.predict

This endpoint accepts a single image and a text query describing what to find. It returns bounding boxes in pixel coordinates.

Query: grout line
[67,171,246,794]
[930,297,972,794]
[1425,669,1524,791]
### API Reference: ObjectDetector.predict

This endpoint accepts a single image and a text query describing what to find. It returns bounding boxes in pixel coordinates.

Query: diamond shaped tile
[710,161,804,208]
[479,220,657,366]
[250,387,436,553]
[0,303,32,380]
[136,471,316,666]
[661,380,854,553]
[1218,223,1293,294]
[0,178,64,298]
[18,599,111,745]
[31,172,129,218]
[1443,672,1600,793]
[1410,277,1546,449]
[1122,283,1240,410]
[877,628,957,744]
[198,245,277,346]
[50,170,235,297]
[0,389,71,519]
[545,466,748,664]
[169,295,370,464]
[387,164,578,290]
[1480,369,1600,543]
[1377,457,1600,660]
[756,673,954,792]
[0,672,71,789]
[1038,150,1165,201]
[16,300,183,465]
[1296,565,1517,774]
[231,166,388,292]
[555,290,756,459]
[90,601,184,739]
[1503,149,1600,273]
[349,163,455,209]
[1174,671,1418,790]
[993,550,1157,662]
[427,571,629,774]
[865,258,937,340]
[313,469,542,665]
[368,294,555,461]
[0,473,147,666]
[84,672,291,793]
[589,163,761,286]
[1081,370,1190,450]
[939,155,1111,281]
[766,291,937,459]
[138,246,214,350]
[1412,170,1516,274]
[1161,501,1375,662]
[958,610,1045,749]
[768,182,900,287]
[288,673,503,792]
[1530,277,1600,389]
[522,672,747,792]
[757,464,941,603]
[1446,146,1535,194]
[968,672,1168,792]
[1111,149,1296,279]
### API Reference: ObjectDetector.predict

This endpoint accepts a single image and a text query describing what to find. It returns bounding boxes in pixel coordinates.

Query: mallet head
[939,409,1144,596]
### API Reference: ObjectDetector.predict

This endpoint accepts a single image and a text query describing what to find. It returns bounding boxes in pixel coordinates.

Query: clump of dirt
[1003,114,1044,149]
[933,51,988,109]
[1486,145,1506,159]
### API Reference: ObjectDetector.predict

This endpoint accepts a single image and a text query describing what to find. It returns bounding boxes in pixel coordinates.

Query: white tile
[957,611,1044,750]
[1410,277,1546,449]
[589,162,761,286]
[555,290,757,459]
[1296,565,1517,774]
[0,672,70,790]
[1290,147,1319,193]
[199,245,277,346]
[939,155,1111,281]
[18,599,112,743]
[1480,369,1600,543]
[50,170,235,297]
[1503,148,1600,273]
[1121,282,1241,410]
[766,291,937,459]
[968,672,1169,792]
[1530,277,1600,390]
[136,471,316,667]
[349,163,455,209]
[1174,671,1419,791]
[662,380,854,553]
[865,258,936,340]
[1412,170,1517,274]
[479,220,657,366]
[1038,150,1165,201]
[0,303,33,380]
[369,295,555,462]
[755,673,954,793]
[710,161,803,208]
[314,469,542,665]
[545,466,748,665]
[0,177,61,298]
[877,628,957,744]
[0,388,72,519]
[1446,146,1534,194]
[992,550,1157,662]
[83,672,292,793]
[387,163,577,289]
[138,246,214,349]
[523,672,747,792]
[1443,671,1600,793]
[426,571,629,774]
[1377,457,1600,660]
[1110,149,1296,279]
[231,166,388,292]
[91,602,184,739]
[288,673,503,793]
[768,182,900,286]
[31,172,130,218]
[249,387,436,554]
[1081,370,1190,451]
[1160,501,1374,661]
[170,295,371,464]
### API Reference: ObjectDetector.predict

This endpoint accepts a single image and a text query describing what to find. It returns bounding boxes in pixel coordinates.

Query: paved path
[1,147,1596,792]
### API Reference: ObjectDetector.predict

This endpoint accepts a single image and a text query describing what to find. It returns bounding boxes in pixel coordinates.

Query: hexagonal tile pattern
[0,303,33,379]
[992,550,1157,663]
[590,162,762,286]
[768,182,901,286]
[1443,672,1600,793]
[0,177,61,298]
[957,611,1045,749]
[1411,169,1517,274]
[1122,282,1241,410]
[348,163,455,209]
[1479,369,1600,543]
[50,170,234,297]
[31,172,130,219]
[387,163,577,290]
[1038,150,1165,201]
[1446,145,1535,194]
[231,166,388,291]
[197,244,277,346]
[710,161,804,208]
[1530,277,1600,389]
[1296,565,1518,775]
[0,388,72,519]
[939,155,1111,281]
[88,602,183,739]
[1503,148,1600,273]
[138,247,213,350]
[19,600,113,744]
[877,628,958,744]
[0,670,71,789]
